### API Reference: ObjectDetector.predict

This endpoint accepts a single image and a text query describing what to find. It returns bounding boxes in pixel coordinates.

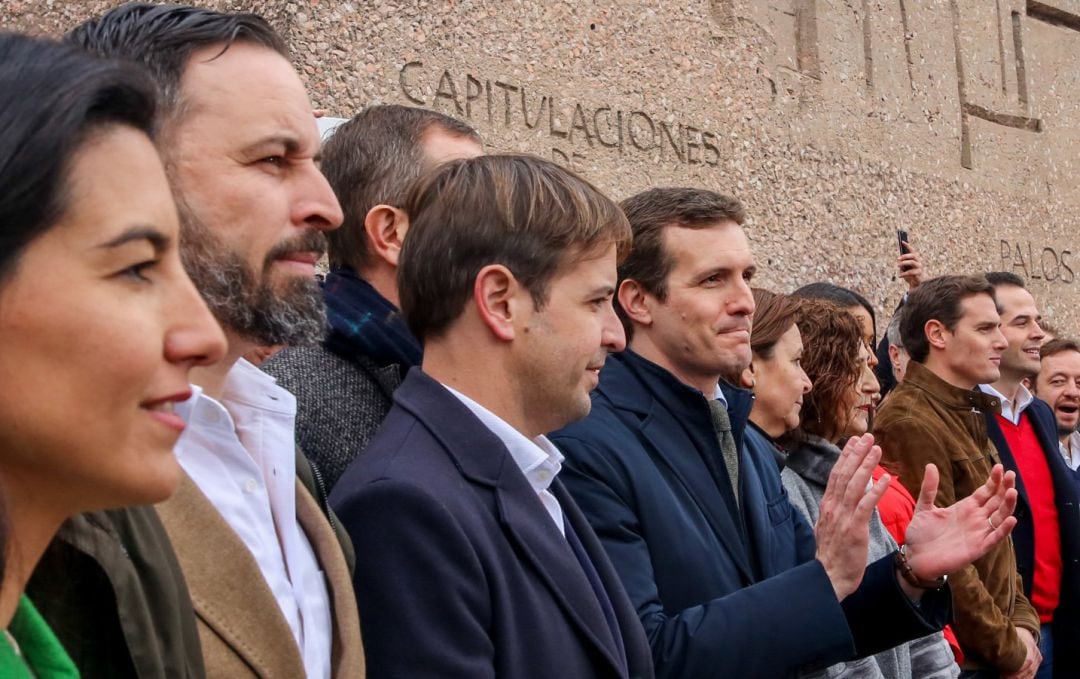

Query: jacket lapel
[599,353,755,583]
[494,473,627,677]
[156,473,304,676]
[637,411,755,582]
[395,370,627,677]
[554,483,654,679]
[294,480,365,678]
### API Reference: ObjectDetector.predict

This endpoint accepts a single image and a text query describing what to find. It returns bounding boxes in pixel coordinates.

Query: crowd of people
[0,3,1077,678]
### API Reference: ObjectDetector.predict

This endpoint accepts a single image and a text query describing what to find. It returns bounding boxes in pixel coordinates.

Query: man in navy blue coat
[331,155,653,678]
[1034,339,1080,488]
[981,273,1080,677]
[552,187,1022,679]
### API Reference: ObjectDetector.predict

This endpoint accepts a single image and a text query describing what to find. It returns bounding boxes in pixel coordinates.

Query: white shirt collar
[177,358,295,426]
[443,385,564,483]
[1061,432,1080,471]
[978,382,1033,425]
[443,384,565,534]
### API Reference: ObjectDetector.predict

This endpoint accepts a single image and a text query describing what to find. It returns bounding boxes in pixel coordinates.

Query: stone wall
[5,0,1079,333]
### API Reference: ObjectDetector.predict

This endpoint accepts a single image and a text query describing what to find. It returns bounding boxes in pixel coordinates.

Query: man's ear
[739,362,756,389]
[474,264,521,342]
[618,279,653,328]
[364,204,410,268]
[925,319,948,351]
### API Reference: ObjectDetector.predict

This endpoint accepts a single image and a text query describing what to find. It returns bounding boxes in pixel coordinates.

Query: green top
[0,595,79,678]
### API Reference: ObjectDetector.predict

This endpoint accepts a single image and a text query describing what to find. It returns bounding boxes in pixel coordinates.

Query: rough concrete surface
[5,0,1079,333]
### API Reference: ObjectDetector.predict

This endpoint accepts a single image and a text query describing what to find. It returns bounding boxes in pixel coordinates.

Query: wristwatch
[894,544,948,590]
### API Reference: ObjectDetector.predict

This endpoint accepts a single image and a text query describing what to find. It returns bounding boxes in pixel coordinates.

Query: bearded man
[27,5,364,677]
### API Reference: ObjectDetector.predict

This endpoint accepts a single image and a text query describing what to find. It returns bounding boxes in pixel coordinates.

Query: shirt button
[243,478,258,493]
[536,470,551,482]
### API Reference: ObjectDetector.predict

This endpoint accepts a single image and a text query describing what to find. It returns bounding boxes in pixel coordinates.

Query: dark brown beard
[176,198,328,347]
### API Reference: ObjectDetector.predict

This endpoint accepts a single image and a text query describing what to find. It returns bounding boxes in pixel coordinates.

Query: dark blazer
[551,350,949,679]
[330,368,654,679]
[985,397,1080,672]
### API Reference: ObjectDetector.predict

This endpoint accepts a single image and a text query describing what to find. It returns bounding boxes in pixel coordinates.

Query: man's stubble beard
[177,200,328,348]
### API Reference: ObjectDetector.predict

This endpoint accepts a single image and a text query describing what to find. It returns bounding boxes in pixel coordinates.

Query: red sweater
[997,412,1062,623]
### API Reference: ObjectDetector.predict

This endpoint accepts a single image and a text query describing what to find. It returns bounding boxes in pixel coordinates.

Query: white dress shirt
[979,383,1034,425]
[1061,432,1080,471]
[444,385,566,536]
[175,359,332,679]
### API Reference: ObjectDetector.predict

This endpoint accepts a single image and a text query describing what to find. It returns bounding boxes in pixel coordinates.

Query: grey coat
[263,344,402,492]
[781,433,960,679]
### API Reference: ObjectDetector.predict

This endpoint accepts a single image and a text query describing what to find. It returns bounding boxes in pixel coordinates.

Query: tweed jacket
[157,471,364,679]
[264,344,401,492]
[874,361,1040,674]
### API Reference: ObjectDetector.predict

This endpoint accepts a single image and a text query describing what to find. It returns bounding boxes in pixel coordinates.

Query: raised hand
[815,433,891,600]
[902,463,1018,582]
[898,241,925,290]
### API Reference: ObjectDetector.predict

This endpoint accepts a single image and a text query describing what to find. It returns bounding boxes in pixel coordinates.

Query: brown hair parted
[66,3,287,124]
[749,288,801,361]
[616,187,745,337]
[1041,338,1080,360]
[791,298,864,442]
[323,104,481,273]
[398,154,631,342]
[901,275,997,364]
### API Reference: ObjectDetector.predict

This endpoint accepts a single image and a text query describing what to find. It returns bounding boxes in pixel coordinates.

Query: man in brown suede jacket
[875,275,1041,679]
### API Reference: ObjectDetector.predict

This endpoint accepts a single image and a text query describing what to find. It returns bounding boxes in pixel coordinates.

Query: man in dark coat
[980,272,1080,677]
[331,155,653,678]
[264,104,482,491]
[1034,339,1080,487]
[552,187,1020,679]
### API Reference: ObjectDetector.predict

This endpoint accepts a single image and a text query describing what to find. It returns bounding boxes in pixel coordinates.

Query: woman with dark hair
[0,32,225,676]
[793,281,879,370]
[735,289,812,468]
[767,298,957,678]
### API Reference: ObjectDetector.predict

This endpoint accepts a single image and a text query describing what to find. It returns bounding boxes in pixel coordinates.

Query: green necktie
[708,399,740,506]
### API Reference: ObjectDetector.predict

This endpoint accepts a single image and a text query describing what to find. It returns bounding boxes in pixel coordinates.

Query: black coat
[552,350,950,679]
[331,368,654,679]
[985,397,1080,673]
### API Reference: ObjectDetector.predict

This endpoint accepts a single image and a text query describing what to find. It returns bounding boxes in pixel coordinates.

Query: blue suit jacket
[330,368,654,679]
[985,397,1080,672]
[552,350,949,679]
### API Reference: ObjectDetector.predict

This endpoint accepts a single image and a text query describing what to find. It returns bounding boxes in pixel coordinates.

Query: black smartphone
[897,229,909,255]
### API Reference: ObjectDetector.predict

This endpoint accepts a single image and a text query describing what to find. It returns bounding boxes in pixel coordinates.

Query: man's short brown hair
[322,104,480,273]
[901,275,997,363]
[1041,338,1080,360]
[398,154,631,342]
[616,187,745,337]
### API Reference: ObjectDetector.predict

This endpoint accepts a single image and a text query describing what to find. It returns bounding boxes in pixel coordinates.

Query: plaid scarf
[322,268,422,372]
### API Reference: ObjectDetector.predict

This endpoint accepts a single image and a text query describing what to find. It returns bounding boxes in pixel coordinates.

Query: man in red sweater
[981,272,1080,678]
